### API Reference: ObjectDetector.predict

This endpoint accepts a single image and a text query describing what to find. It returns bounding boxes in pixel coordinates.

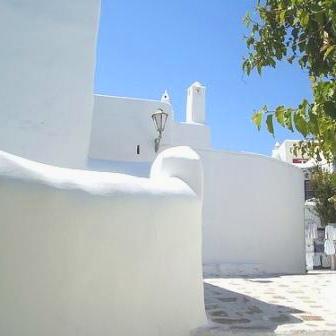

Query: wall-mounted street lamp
[152,108,168,153]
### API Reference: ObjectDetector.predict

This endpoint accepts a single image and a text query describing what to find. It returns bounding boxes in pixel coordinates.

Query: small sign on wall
[293,158,308,164]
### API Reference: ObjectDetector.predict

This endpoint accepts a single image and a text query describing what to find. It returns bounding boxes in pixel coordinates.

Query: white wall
[89,95,305,275]
[89,95,173,162]
[171,123,211,150]
[0,147,206,336]
[199,149,305,275]
[89,95,211,164]
[89,94,305,275]
[0,0,100,168]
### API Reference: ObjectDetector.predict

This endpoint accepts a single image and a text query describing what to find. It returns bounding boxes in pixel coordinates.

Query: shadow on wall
[201,282,304,333]
[87,158,151,177]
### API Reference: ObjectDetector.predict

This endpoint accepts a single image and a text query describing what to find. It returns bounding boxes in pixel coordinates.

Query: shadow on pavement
[202,282,304,334]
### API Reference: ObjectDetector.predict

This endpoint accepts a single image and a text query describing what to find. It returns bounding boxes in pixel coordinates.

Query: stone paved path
[196,271,336,335]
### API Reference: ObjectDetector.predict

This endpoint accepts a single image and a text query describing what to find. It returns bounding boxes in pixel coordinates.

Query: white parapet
[0,147,206,336]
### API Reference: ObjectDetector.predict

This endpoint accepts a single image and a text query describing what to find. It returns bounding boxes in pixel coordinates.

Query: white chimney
[186,81,206,124]
[272,142,281,160]
[161,89,171,104]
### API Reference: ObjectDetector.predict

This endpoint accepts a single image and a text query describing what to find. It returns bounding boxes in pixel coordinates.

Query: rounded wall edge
[150,146,203,199]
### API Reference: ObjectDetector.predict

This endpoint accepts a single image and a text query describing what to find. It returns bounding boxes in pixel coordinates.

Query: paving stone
[269,314,293,323]
[204,271,336,334]
[209,310,228,318]
[217,297,237,303]
[273,295,286,299]
[285,308,305,314]
[205,304,219,310]
[300,315,324,321]
[246,306,263,314]
[211,317,250,325]
[231,325,274,331]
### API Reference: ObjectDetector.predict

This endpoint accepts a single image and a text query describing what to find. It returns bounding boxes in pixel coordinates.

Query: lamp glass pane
[152,109,168,132]
[152,113,159,131]
[161,113,168,131]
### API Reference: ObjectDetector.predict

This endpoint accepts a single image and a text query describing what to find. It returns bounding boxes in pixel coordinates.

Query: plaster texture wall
[88,92,305,275]
[199,149,305,275]
[0,0,100,168]
[89,95,173,162]
[171,122,211,150]
[89,95,211,164]
[0,147,206,336]
[151,146,203,198]
[88,159,152,177]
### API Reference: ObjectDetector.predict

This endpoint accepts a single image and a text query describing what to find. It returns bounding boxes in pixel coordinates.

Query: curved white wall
[151,146,203,198]
[199,149,305,275]
[0,0,100,168]
[0,148,206,336]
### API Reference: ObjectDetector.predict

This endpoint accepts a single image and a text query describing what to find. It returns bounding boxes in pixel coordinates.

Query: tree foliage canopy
[243,0,336,161]
[310,168,336,225]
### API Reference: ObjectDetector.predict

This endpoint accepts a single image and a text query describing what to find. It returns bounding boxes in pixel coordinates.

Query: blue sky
[95,0,312,155]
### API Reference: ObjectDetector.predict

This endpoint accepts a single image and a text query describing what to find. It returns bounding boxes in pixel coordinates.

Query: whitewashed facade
[272,140,336,270]
[88,85,305,276]
[0,0,305,280]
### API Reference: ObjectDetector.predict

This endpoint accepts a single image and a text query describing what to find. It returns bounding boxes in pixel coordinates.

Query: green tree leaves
[293,110,308,137]
[275,106,285,126]
[252,110,263,130]
[266,114,274,135]
[310,169,336,226]
[323,45,336,61]
[244,0,336,162]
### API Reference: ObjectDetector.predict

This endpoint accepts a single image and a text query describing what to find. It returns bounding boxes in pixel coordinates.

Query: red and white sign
[292,158,308,164]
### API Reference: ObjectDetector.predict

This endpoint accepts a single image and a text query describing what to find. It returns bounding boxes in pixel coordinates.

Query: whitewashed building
[272,140,336,270]
[272,140,334,200]
[0,0,305,277]
[0,1,308,334]
[87,84,306,276]
[88,82,211,174]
